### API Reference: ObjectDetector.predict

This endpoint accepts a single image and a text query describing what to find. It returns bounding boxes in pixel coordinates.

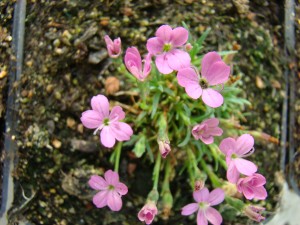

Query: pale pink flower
[237,173,267,200]
[244,205,265,222]
[124,47,152,81]
[146,25,191,74]
[181,188,225,225]
[88,170,128,211]
[80,94,133,148]
[138,201,158,225]
[104,35,121,58]
[192,118,223,144]
[219,134,257,183]
[158,139,171,158]
[177,51,230,108]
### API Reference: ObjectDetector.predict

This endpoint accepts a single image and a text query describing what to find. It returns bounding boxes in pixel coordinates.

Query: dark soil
[0,0,292,224]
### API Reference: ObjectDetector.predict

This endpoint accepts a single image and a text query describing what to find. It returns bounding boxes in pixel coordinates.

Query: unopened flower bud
[104,35,121,58]
[244,205,265,222]
[161,191,173,220]
[185,43,193,51]
[138,201,158,225]
[158,139,171,158]
[194,180,205,191]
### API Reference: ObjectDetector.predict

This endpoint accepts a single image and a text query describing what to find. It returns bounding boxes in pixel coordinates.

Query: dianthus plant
[81,24,269,224]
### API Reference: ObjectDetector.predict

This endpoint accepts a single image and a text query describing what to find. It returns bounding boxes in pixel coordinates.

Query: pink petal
[197,210,208,225]
[203,118,219,127]
[170,27,189,47]
[146,37,164,55]
[200,136,214,145]
[115,182,128,195]
[236,134,254,156]
[227,161,240,183]
[166,49,191,71]
[125,47,142,72]
[91,95,110,118]
[205,207,223,225]
[234,158,257,176]
[80,110,102,129]
[110,122,133,141]
[185,84,203,99]
[241,186,255,200]
[88,175,108,190]
[107,191,122,211]
[202,88,224,108]
[219,137,236,156]
[206,127,223,136]
[142,53,152,79]
[104,170,119,186]
[177,67,199,87]
[155,53,173,74]
[208,188,225,206]
[100,126,116,148]
[155,25,172,42]
[203,61,230,85]
[109,106,125,121]
[201,52,222,77]
[193,188,209,203]
[251,173,267,186]
[252,186,267,200]
[104,35,113,47]
[181,203,199,216]
[92,190,109,208]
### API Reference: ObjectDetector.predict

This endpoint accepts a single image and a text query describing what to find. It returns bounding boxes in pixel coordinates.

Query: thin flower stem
[153,153,162,190]
[200,159,222,187]
[162,158,171,191]
[114,142,122,172]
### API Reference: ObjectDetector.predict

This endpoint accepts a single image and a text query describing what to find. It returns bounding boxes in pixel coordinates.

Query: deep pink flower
[244,205,265,222]
[181,188,225,225]
[124,47,152,81]
[88,170,128,211]
[146,25,191,74]
[219,134,257,183]
[158,139,171,158]
[237,173,267,200]
[80,95,133,148]
[104,35,121,58]
[192,118,223,144]
[177,52,230,108]
[138,201,158,225]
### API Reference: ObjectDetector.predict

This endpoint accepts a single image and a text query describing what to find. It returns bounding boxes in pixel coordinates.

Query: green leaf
[196,27,211,48]
[132,136,146,158]
[217,50,238,56]
[178,130,191,147]
[151,92,161,119]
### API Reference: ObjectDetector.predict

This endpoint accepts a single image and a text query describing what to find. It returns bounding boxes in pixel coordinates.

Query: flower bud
[194,180,205,191]
[158,139,171,158]
[244,205,265,222]
[138,201,158,225]
[185,43,193,51]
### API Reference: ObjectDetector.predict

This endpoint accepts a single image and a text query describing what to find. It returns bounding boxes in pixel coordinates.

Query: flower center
[103,118,110,126]
[199,78,208,89]
[231,153,237,159]
[163,43,172,52]
[199,202,209,209]
[108,185,115,190]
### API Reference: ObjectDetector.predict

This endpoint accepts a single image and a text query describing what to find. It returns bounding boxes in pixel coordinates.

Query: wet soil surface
[0,0,295,224]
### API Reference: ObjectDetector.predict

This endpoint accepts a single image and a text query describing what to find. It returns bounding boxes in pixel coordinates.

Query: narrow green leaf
[151,92,161,119]
[178,131,191,147]
[132,136,146,158]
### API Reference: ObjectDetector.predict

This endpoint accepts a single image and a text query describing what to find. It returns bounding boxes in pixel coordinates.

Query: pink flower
[124,47,152,81]
[146,25,191,74]
[244,205,265,222]
[237,173,267,200]
[158,139,171,158]
[219,134,257,183]
[138,201,158,225]
[80,94,133,148]
[181,188,225,225]
[104,35,121,58]
[177,51,230,108]
[88,170,128,211]
[192,118,223,144]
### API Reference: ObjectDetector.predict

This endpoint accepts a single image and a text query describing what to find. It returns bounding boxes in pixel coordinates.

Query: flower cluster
[80,24,268,225]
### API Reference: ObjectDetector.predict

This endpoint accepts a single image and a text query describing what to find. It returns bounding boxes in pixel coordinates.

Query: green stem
[200,159,222,187]
[162,158,171,191]
[153,153,162,190]
[114,142,122,172]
